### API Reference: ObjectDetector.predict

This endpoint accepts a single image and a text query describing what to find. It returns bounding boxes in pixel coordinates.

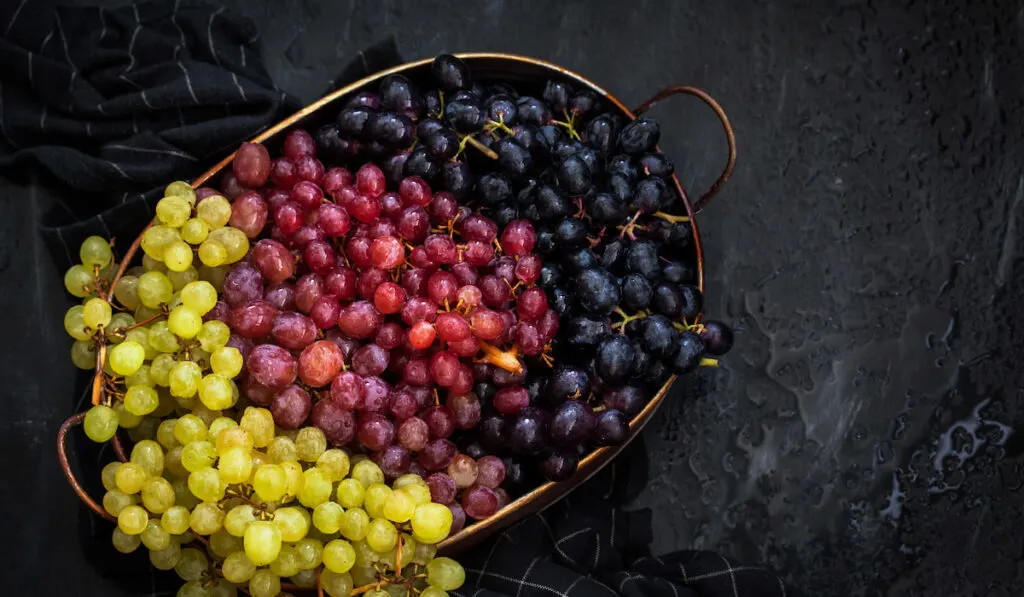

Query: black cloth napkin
[0,1,795,595]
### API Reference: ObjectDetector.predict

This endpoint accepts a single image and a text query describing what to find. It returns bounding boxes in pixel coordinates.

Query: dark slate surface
[4,1,1024,595]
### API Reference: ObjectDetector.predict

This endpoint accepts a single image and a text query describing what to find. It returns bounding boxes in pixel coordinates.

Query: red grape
[537,309,559,342]
[330,371,365,410]
[293,224,324,247]
[398,176,431,206]
[323,267,357,301]
[380,192,403,219]
[310,399,356,445]
[428,191,458,224]
[220,172,246,198]
[295,155,325,185]
[270,158,298,189]
[338,301,382,339]
[447,454,478,488]
[421,405,454,439]
[451,262,479,287]
[500,219,535,255]
[448,503,467,534]
[271,311,317,350]
[375,444,412,479]
[396,206,430,242]
[397,416,429,452]
[298,340,344,387]
[448,336,480,358]
[429,351,460,387]
[459,214,497,242]
[223,263,264,308]
[369,218,397,239]
[204,300,230,324]
[318,203,351,236]
[271,384,312,428]
[357,413,395,451]
[264,283,297,311]
[426,472,456,504]
[352,344,390,377]
[233,142,271,188]
[516,322,545,356]
[463,241,494,267]
[407,321,436,350]
[303,239,336,275]
[435,312,470,342]
[449,393,481,429]
[369,236,405,269]
[493,386,529,415]
[419,439,456,470]
[196,186,219,201]
[427,271,458,306]
[402,358,431,386]
[290,180,323,211]
[231,300,277,339]
[322,167,353,195]
[274,202,303,235]
[475,456,506,488]
[361,376,390,413]
[469,308,503,340]
[248,344,298,390]
[401,268,429,297]
[348,193,382,223]
[244,376,276,406]
[401,297,438,326]
[309,296,341,329]
[423,234,457,265]
[346,236,373,269]
[251,239,294,284]
[514,253,542,284]
[356,163,386,197]
[230,191,269,238]
[462,484,498,519]
[479,275,510,308]
[374,322,404,350]
[387,389,418,421]
[450,363,474,395]
[283,129,316,160]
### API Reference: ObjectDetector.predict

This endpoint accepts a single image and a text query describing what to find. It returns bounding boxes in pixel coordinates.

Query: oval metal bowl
[58,53,735,559]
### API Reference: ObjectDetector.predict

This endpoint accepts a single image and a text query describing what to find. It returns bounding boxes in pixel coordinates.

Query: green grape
[176,580,208,597]
[197,264,228,290]
[141,519,172,551]
[269,544,301,578]
[250,463,286,502]
[107,312,136,342]
[124,385,159,416]
[172,478,201,510]
[82,297,113,329]
[209,347,242,378]
[125,327,157,360]
[174,547,209,581]
[410,503,453,545]
[248,569,281,597]
[198,239,227,267]
[294,537,324,570]
[181,440,217,472]
[181,217,210,245]
[168,305,202,339]
[281,460,305,499]
[299,468,332,508]
[150,354,176,386]
[290,568,318,589]
[142,476,176,513]
[208,416,238,439]
[169,361,202,398]
[320,569,354,597]
[411,540,437,566]
[209,226,249,263]
[221,550,256,583]
[365,518,397,553]
[179,280,217,315]
[117,504,149,535]
[218,447,253,484]
[207,580,236,597]
[84,405,119,442]
[164,240,194,272]
[152,388,177,418]
[137,270,174,307]
[165,181,196,203]
[175,414,208,444]
[420,588,448,597]
[130,439,164,476]
[382,488,415,524]
[322,539,357,574]
[102,489,136,516]
[142,253,167,273]
[197,195,232,228]
[190,402,222,426]
[266,436,297,463]
[175,530,198,545]
[401,483,431,507]
[148,322,180,354]
[149,542,182,571]
[165,446,188,478]
[295,427,327,462]
[80,235,113,268]
[350,565,377,587]
[391,474,425,491]
[156,418,180,449]
[188,467,224,503]
[363,484,391,520]
[339,507,370,542]
[64,264,94,298]
[224,504,256,537]
[239,407,275,448]
[113,275,141,310]
[352,540,379,568]
[101,461,121,491]
[108,340,145,376]
[64,305,92,341]
[198,373,235,410]
[336,478,365,509]
[71,340,97,369]
[120,407,149,434]
[216,427,253,455]
[273,506,309,542]
[112,527,141,554]
[243,520,282,566]
[426,557,465,591]
[167,266,199,292]
[316,449,351,483]
[313,501,344,534]
[124,363,152,387]
[197,320,230,352]
[190,502,225,535]
[157,195,192,228]
[351,460,385,489]
[191,346,212,370]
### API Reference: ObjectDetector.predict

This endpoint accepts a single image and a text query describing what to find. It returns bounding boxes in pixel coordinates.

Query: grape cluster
[63,185,465,597]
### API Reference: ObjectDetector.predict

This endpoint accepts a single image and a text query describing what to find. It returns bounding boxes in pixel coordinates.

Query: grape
[221,551,257,583]
[149,542,182,571]
[233,142,271,187]
[247,344,297,390]
[338,300,382,339]
[248,569,281,597]
[298,339,344,387]
[323,539,357,573]
[222,263,264,308]
[365,518,398,552]
[475,455,506,488]
[239,407,275,447]
[426,557,466,591]
[84,405,119,442]
[112,526,141,553]
[339,507,370,541]
[251,239,294,284]
[593,409,629,445]
[357,413,395,451]
[540,451,579,481]
[351,460,385,488]
[461,484,498,520]
[320,569,354,597]
[419,439,456,471]
[230,300,277,339]
[421,406,455,439]
[397,416,429,451]
[310,400,357,446]
[376,444,412,479]
[274,506,310,541]
[425,473,456,505]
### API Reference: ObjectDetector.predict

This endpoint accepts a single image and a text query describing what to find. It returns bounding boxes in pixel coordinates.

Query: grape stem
[700,357,720,368]
[611,308,646,332]
[120,309,168,333]
[461,135,498,160]
[652,211,690,224]
[478,342,524,375]
[395,533,403,575]
[617,210,645,240]
[90,343,107,406]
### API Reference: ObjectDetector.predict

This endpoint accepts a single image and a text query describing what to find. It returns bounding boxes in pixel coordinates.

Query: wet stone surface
[4,1,1024,595]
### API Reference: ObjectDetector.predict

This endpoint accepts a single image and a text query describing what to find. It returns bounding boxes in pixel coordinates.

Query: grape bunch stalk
[61,184,466,597]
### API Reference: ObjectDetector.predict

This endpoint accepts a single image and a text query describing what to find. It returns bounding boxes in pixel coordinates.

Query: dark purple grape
[618,117,660,154]
[604,386,646,417]
[419,439,457,471]
[478,413,506,453]
[375,445,412,479]
[670,331,706,374]
[549,400,594,446]
[540,451,579,481]
[699,321,734,356]
[431,54,472,91]
[507,407,549,455]
[593,409,629,445]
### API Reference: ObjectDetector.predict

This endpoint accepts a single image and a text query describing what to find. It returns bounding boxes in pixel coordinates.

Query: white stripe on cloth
[178,62,200,104]
[5,0,27,36]
[231,72,248,102]
[106,144,195,161]
[207,7,226,66]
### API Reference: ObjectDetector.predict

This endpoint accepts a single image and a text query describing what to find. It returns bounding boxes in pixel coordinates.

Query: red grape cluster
[205,130,558,524]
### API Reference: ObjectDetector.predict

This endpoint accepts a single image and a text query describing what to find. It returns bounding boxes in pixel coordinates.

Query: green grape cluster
[61,181,466,596]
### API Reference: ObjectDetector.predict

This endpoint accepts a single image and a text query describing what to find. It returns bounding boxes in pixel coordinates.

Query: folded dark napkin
[0,1,794,595]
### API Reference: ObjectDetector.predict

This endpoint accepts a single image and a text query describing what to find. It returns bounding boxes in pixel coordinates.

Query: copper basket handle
[633,86,736,214]
[58,412,116,523]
